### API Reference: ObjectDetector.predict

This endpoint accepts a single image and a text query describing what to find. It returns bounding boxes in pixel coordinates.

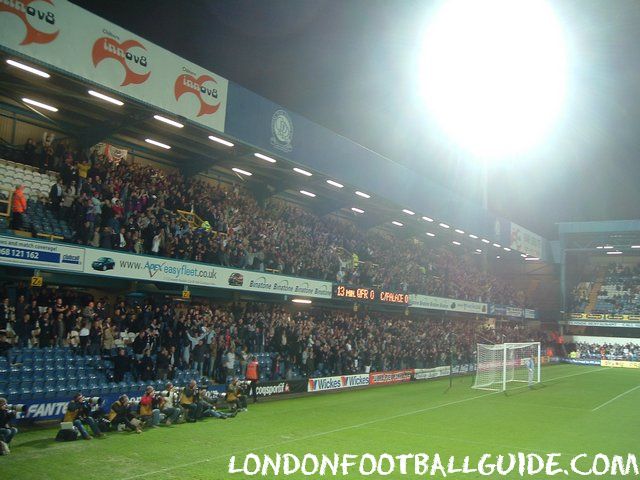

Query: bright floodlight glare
[419,0,567,157]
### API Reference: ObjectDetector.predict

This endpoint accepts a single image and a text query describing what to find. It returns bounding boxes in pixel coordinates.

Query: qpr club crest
[270,109,293,152]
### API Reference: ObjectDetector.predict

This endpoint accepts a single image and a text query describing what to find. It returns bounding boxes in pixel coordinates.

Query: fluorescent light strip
[355,191,370,199]
[402,209,415,215]
[493,243,501,248]
[422,216,434,222]
[292,298,312,304]
[7,59,50,78]
[503,247,511,252]
[145,138,171,149]
[22,97,57,112]
[496,256,501,259]
[209,135,234,147]
[254,152,276,163]
[632,245,640,249]
[293,167,312,176]
[232,167,252,176]
[525,257,540,261]
[392,221,404,227]
[326,180,344,188]
[476,249,482,253]
[426,232,436,237]
[454,229,464,234]
[521,253,527,258]
[481,238,490,244]
[351,207,364,214]
[452,240,461,245]
[88,90,123,106]
[439,222,450,229]
[153,115,184,128]
[603,245,614,250]
[606,251,622,255]
[299,190,316,198]
[469,234,478,239]
[595,246,603,250]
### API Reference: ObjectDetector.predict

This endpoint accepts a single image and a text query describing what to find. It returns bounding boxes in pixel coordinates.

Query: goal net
[472,342,541,391]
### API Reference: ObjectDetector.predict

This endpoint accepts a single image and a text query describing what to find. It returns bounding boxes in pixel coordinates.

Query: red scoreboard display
[333,285,409,305]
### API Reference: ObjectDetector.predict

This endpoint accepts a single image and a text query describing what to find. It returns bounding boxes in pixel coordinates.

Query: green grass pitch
[2,364,638,479]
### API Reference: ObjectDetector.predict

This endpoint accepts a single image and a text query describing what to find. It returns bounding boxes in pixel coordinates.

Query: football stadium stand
[3,139,525,307]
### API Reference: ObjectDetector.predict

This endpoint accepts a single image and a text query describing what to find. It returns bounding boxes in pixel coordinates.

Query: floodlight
[419,0,567,157]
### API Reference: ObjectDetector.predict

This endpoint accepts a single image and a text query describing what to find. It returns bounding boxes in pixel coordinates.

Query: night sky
[71,0,640,239]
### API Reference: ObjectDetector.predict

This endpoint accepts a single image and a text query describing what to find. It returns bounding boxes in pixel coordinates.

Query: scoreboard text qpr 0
[333,285,410,305]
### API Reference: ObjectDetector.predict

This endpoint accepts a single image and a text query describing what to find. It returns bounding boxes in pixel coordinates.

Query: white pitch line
[119,366,606,480]
[592,384,640,411]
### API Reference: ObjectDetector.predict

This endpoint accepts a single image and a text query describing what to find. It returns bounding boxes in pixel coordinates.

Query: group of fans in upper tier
[11,135,527,307]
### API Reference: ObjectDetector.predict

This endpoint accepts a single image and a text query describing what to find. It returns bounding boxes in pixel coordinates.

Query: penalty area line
[592,383,640,412]
[118,366,606,480]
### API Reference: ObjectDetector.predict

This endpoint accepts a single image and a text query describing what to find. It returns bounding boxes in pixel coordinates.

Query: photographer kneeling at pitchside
[63,393,105,440]
[108,395,142,434]
[226,377,248,412]
[0,397,18,455]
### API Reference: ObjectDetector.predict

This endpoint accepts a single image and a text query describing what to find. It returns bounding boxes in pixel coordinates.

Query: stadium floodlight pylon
[472,342,541,391]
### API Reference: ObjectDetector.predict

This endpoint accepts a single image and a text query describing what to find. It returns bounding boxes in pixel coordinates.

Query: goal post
[473,342,541,391]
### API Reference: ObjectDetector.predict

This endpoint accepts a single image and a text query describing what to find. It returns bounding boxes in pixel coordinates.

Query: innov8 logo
[0,0,59,45]
[92,35,151,86]
[174,72,221,117]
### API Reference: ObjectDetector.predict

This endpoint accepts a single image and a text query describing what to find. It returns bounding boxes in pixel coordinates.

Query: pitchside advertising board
[369,369,412,385]
[413,366,451,381]
[0,0,228,133]
[307,374,370,393]
[0,235,332,299]
[254,380,306,398]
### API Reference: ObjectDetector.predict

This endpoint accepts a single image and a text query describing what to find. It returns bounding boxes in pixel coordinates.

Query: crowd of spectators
[17,135,526,307]
[571,262,640,314]
[0,285,547,382]
[573,342,640,361]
